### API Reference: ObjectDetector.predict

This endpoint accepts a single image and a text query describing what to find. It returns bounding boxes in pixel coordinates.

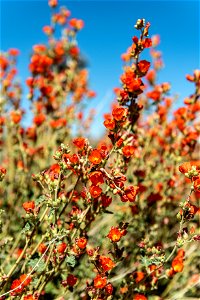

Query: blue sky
[0,0,199,137]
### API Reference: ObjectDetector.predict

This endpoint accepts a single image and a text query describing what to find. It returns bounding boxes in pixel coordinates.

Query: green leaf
[31,277,39,287]
[36,195,46,205]
[21,222,31,233]
[66,255,76,268]
[28,258,46,273]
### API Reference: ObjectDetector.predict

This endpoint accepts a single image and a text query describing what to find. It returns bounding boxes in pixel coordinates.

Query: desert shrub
[0,1,199,299]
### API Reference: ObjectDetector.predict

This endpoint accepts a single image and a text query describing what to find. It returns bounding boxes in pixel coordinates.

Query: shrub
[0,1,199,299]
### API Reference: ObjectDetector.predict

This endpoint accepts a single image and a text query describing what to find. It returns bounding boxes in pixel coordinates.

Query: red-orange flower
[112,106,128,121]
[133,294,147,300]
[194,176,200,192]
[43,25,54,35]
[47,164,60,180]
[104,118,116,130]
[147,90,161,101]
[10,279,24,295]
[76,237,87,249]
[19,274,32,286]
[48,0,57,7]
[122,145,135,157]
[9,48,20,56]
[107,227,123,242]
[22,201,35,213]
[89,171,104,185]
[105,283,113,295]
[172,249,185,273]
[66,274,78,286]
[57,242,67,253]
[33,114,46,126]
[133,271,145,283]
[172,258,184,273]
[38,243,47,254]
[24,295,35,300]
[69,18,84,30]
[69,46,80,57]
[10,111,22,124]
[142,37,152,48]
[89,149,102,165]
[99,256,115,271]
[121,67,143,93]
[179,161,200,174]
[121,186,139,202]
[146,69,156,84]
[101,194,112,207]
[94,274,107,289]
[137,60,150,75]
[73,137,87,150]
[0,167,6,181]
[90,185,102,198]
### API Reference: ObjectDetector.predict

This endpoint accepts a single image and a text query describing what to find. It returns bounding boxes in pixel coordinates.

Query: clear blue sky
[0,0,199,137]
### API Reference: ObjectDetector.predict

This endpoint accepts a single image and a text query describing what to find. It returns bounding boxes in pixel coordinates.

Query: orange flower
[47,164,60,180]
[133,294,147,300]
[172,258,184,273]
[90,185,102,198]
[146,69,156,84]
[122,186,139,202]
[33,113,46,126]
[107,227,123,242]
[48,0,57,7]
[24,296,35,300]
[10,111,22,124]
[105,283,113,295]
[194,176,200,192]
[121,68,143,93]
[177,249,185,258]
[122,145,135,157]
[99,256,115,271]
[101,194,112,207]
[24,295,35,300]
[89,149,102,165]
[22,201,35,213]
[172,249,185,273]
[0,167,6,181]
[112,106,128,121]
[73,137,87,150]
[147,90,161,101]
[9,48,20,56]
[120,286,128,294]
[76,237,87,249]
[10,279,24,295]
[69,46,80,57]
[43,25,54,35]
[29,53,53,74]
[57,242,67,253]
[38,243,47,254]
[133,271,145,283]
[50,118,67,129]
[89,171,104,185]
[19,274,31,286]
[94,274,107,289]
[142,37,152,48]
[179,161,200,174]
[87,90,96,98]
[104,118,116,130]
[69,18,84,30]
[137,60,150,75]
